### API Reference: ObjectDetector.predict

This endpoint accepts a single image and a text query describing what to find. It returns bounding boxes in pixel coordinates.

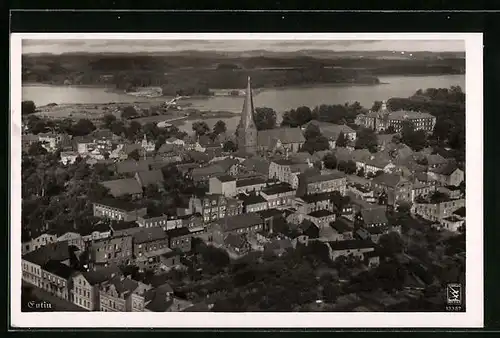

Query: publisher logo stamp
[446,283,462,306]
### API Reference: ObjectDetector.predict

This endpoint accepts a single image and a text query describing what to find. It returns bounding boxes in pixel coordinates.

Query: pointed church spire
[240,76,256,129]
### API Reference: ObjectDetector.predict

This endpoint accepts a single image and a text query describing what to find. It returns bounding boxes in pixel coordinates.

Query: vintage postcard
[10,33,483,328]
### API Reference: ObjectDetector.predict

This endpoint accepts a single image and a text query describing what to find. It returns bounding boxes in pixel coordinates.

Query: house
[214,212,264,236]
[330,217,355,241]
[260,183,296,209]
[71,265,122,311]
[22,241,72,290]
[298,171,347,196]
[412,198,465,223]
[326,240,376,261]
[426,153,449,169]
[356,227,385,244]
[140,134,156,153]
[189,194,242,224]
[440,216,465,232]
[224,233,251,256]
[100,178,143,199]
[136,214,171,229]
[437,185,463,200]
[306,209,336,228]
[235,176,268,194]
[113,159,151,175]
[38,132,70,152]
[269,159,312,186]
[292,192,335,215]
[60,151,79,165]
[99,275,152,311]
[371,173,412,206]
[303,121,357,148]
[93,199,147,222]
[166,227,193,252]
[212,158,241,176]
[411,182,437,202]
[348,183,376,203]
[57,232,85,251]
[191,164,227,183]
[40,260,75,301]
[143,283,187,312]
[257,128,306,153]
[357,208,389,228]
[89,234,133,266]
[361,153,395,175]
[241,157,271,177]
[133,227,170,269]
[377,134,397,151]
[22,233,58,255]
[239,193,269,213]
[22,133,40,151]
[109,221,144,238]
[428,163,464,187]
[134,169,165,189]
[159,249,183,269]
[209,175,237,197]
[80,222,112,243]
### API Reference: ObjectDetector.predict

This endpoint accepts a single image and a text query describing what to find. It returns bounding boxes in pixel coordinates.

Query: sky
[21,39,465,54]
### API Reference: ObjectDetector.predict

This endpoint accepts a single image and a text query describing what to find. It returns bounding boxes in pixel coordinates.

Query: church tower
[237,76,258,154]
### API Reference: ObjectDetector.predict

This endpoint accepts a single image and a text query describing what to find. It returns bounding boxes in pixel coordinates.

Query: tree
[379,232,404,255]
[70,119,96,137]
[213,120,227,136]
[281,106,313,127]
[128,149,141,161]
[336,132,347,148]
[357,167,365,177]
[355,127,378,153]
[253,107,277,130]
[28,142,48,156]
[344,160,357,174]
[108,120,125,137]
[22,100,36,115]
[401,120,427,151]
[304,123,321,140]
[223,140,238,153]
[371,101,382,112]
[397,201,412,214]
[192,121,210,137]
[323,153,338,169]
[302,135,330,154]
[102,114,117,129]
[122,106,139,119]
[126,121,142,141]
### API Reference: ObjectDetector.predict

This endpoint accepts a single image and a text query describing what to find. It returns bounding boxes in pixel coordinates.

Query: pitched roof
[136,169,165,187]
[212,158,239,172]
[107,275,140,295]
[331,217,353,233]
[261,183,296,195]
[217,212,263,232]
[453,207,466,217]
[305,171,346,184]
[241,157,270,175]
[115,159,151,174]
[360,208,389,225]
[308,209,335,218]
[299,192,334,204]
[144,283,174,312]
[42,260,75,279]
[236,176,267,187]
[240,193,267,205]
[22,241,70,266]
[364,154,393,168]
[191,165,225,178]
[215,174,236,183]
[257,128,305,148]
[81,265,122,285]
[133,227,167,244]
[165,227,191,238]
[264,239,293,252]
[93,198,142,212]
[429,162,461,176]
[372,173,406,188]
[328,239,376,251]
[157,143,175,154]
[100,178,143,197]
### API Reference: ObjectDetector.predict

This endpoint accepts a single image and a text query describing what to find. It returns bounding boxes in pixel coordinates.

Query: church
[236,77,305,155]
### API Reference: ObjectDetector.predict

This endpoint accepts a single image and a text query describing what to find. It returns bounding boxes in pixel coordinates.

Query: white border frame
[10,33,483,328]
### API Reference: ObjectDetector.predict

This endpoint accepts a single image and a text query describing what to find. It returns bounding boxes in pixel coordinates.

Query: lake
[22,74,465,133]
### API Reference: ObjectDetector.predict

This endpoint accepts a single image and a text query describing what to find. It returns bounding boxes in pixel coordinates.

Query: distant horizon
[21,39,465,55]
